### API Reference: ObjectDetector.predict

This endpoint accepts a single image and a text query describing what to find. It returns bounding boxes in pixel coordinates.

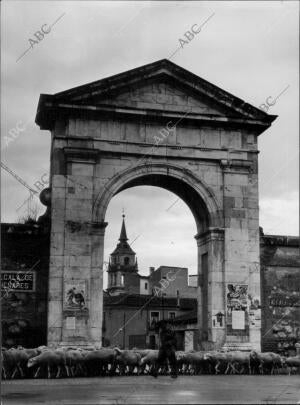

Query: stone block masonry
[35,59,276,349]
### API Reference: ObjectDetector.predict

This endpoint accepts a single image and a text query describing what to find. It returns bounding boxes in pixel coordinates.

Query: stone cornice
[56,135,259,153]
[63,147,100,164]
[195,227,225,246]
[260,234,299,247]
[65,220,108,235]
[57,138,256,166]
[220,159,253,172]
[37,100,274,132]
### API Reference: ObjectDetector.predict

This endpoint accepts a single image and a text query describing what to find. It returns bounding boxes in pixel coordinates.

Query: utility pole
[162,293,166,320]
[123,312,126,349]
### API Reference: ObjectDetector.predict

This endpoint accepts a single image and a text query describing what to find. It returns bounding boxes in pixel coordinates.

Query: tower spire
[119,213,128,241]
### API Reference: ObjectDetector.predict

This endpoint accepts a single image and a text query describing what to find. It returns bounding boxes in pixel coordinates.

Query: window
[145,282,148,290]
[121,275,124,285]
[129,335,146,349]
[124,257,130,265]
[169,312,176,320]
[150,311,160,325]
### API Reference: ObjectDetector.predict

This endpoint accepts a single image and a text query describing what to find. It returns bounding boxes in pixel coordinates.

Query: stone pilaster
[220,158,260,351]
[195,228,225,350]
[48,147,107,348]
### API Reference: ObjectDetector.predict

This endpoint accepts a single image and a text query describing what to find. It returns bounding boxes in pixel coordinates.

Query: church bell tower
[107,214,138,295]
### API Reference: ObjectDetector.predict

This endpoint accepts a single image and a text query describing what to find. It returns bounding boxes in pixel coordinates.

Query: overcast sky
[1,1,299,286]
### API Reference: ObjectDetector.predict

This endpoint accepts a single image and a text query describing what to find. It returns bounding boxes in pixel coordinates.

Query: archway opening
[103,184,201,350]
[116,173,211,234]
[100,170,214,350]
[103,185,198,289]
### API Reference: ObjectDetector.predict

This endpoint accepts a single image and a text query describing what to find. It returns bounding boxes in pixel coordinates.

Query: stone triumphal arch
[36,59,276,350]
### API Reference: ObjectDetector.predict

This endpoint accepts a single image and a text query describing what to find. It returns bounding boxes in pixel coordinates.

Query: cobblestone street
[2,375,300,404]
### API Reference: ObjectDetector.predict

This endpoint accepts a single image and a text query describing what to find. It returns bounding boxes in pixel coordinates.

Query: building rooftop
[169,308,197,324]
[103,292,197,310]
[110,215,136,256]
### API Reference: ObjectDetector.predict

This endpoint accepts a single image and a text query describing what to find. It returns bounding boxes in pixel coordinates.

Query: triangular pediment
[36,59,277,130]
[81,79,227,116]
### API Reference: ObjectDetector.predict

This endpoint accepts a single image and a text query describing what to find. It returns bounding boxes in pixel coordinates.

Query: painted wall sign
[1,271,35,292]
[64,280,87,310]
[263,269,300,355]
[269,297,300,307]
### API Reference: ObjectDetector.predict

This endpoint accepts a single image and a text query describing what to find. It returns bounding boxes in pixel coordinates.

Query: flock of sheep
[2,346,300,379]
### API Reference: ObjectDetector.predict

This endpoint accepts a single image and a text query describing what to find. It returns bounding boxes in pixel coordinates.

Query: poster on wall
[66,316,76,330]
[248,293,261,328]
[249,308,261,328]
[227,284,248,314]
[232,310,245,329]
[226,284,248,332]
[212,310,225,328]
[64,280,87,310]
[184,331,194,351]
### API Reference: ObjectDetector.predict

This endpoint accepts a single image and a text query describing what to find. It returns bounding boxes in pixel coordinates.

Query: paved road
[2,375,300,404]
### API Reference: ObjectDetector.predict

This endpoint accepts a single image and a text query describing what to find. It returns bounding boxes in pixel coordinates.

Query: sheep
[224,351,251,375]
[1,347,39,379]
[114,348,141,376]
[3,344,298,379]
[15,348,41,378]
[83,348,116,376]
[282,356,300,375]
[2,348,18,379]
[250,351,284,375]
[65,348,87,377]
[203,351,228,374]
[140,350,159,374]
[184,351,209,375]
[27,349,68,379]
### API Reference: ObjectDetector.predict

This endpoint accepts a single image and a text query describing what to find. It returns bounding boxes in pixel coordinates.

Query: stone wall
[1,223,50,348]
[261,234,300,356]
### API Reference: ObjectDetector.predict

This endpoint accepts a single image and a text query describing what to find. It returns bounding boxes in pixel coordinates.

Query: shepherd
[151,320,178,378]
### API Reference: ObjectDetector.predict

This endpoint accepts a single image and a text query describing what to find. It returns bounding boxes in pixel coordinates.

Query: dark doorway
[175,331,184,351]
[149,335,156,349]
